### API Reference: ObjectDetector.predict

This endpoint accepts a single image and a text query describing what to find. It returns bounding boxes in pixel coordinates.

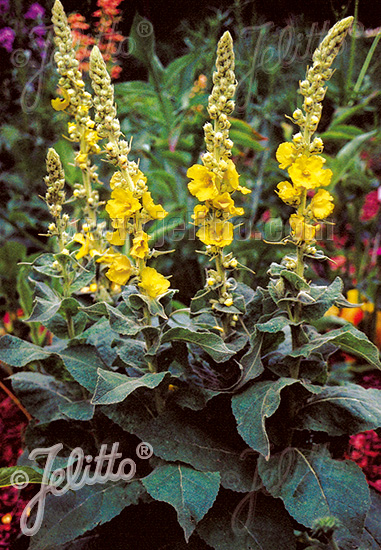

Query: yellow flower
[197,220,234,247]
[288,155,332,189]
[85,129,100,150]
[75,152,88,169]
[212,193,244,216]
[289,214,317,243]
[130,231,149,259]
[310,189,334,219]
[106,254,132,286]
[106,188,141,220]
[142,192,167,220]
[73,233,100,259]
[51,89,70,111]
[276,142,298,169]
[222,160,251,195]
[192,204,209,225]
[139,266,170,298]
[276,181,301,205]
[96,248,119,265]
[187,165,219,202]
[131,169,147,187]
[110,172,128,190]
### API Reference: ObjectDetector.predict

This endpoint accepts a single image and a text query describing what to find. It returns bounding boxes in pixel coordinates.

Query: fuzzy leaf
[26,281,62,323]
[295,383,381,435]
[142,463,220,542]
[0,334,51,366]
[0,466,43,488]
[91,369,169,405]
[258,447,370,544]
[161,327,235,363]
[58,345,107,392]
[289,324,381,369]
[28,481,143,550]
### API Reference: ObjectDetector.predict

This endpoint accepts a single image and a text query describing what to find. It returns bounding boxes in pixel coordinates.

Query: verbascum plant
[52,0,106,261]
[89,45,170,299]
[187,32,251,334]
[275,17,354,281]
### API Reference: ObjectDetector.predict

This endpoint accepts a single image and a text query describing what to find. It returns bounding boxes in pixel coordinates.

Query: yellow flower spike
[197,220,234,248]
[139,266,170,298]
[289,214,318,243]
[276,142,298,169]
[106,254,133,286]
[105,188,141,220]
[276,181,301,206]
[142,192,168,220]
[288,155,332,189]
[187,165,219,202]
[130,231,150,259]
[192,204,209,225]
[310,189,335,219]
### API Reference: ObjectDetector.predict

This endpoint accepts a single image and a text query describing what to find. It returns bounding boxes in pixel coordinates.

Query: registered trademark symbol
[136,442,153,459]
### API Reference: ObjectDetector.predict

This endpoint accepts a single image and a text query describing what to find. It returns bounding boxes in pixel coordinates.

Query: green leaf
[302,277,344,321]
[28,481,143,550]
[58,345,107,392]
[256,316,290,333]
[0,334,51,366]
[361,490,381,550]
[26,281,62,323]
[142,463,220,542]
[0,466,43,488]
[232,378,299,459]
[289,324,381,369]
[58,401,94,421]
[235,332,264,389]
[131,409,255,492]
[91,369,169,405]
[258,446,370,543]
[117,340,147,369]
[295,383,381,435]
[197,492,296,550]
[161,327,235,363]
[70,259,96,294]
[83,318,118,367]
[329,130,377,185]
[29,253,62,278]
[11,372,74,423]
[81,302,141,336]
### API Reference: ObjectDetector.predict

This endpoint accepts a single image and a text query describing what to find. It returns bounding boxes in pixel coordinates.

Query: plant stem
[0,379,32,421]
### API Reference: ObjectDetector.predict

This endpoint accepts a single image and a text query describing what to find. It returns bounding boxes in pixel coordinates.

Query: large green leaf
[197,492,296,550]
[258,446,370,544]
[58,345,107,392]
[289,324,381,369]
[91,369,169,405]
[302,277,344,320]
[161,327,235,363]
[361,490,381,550]
[235,332,264,389]
[80,302,141,336]
[142,462,220,542]
[232,378,319,459]
[26,281,62,323]
[28,480,143,549]
[11,372,74,423]
[117,339,147,369]
[131,409,255,492]
[295,383,381,435]
[0,334,51,366]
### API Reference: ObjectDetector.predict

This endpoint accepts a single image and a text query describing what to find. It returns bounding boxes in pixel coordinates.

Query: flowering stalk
[51,0,102,236]
[187,32,251,335]
[44,148,74,337]
[275,17,354,282]
[89,46,170,303]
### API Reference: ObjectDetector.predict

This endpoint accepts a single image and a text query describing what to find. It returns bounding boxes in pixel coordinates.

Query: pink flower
[0,27,15,52]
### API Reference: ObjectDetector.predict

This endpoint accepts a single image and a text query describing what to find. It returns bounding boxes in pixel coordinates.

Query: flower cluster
[187,32,250,318]
[275,17,353,266]
[89,46,170,298]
